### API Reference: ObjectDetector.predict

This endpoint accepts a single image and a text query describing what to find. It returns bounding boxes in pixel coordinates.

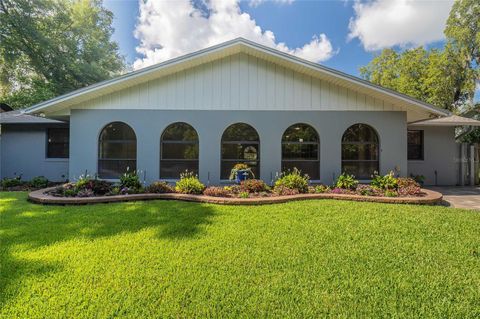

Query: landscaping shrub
[384,190,399,197]
[88,180,113,195]
[120,170,143,190]
[331,187,347,194]
[1,176,23,188]
[314,185,331,193]
[274,186,299,196]
[274,168,309,193]
[30,176,49,189]
[106,186,121,196]
[370,171,398,190]
[398,185,422,197]
[204,186,230,197]
[146,182,174,194]
[175,171,205,195]
[77,189,95,197]
[397,177,420,189]
[240,179,269,193]
[239,191,250,198]
[355,184,381,196]
[335,173,358,190]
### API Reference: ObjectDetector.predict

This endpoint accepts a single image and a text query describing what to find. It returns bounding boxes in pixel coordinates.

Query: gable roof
[24,38,450,118]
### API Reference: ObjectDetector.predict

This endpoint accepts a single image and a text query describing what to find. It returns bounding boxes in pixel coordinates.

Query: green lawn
[1,192,479,318]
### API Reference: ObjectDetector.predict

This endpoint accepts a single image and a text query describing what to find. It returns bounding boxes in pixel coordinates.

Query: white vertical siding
[78,52,403,112]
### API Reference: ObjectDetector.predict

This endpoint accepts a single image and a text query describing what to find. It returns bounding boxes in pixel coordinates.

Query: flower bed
[28,170,442,206]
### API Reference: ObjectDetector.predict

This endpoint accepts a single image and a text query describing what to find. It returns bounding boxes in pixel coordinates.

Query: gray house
[1,38,479,186]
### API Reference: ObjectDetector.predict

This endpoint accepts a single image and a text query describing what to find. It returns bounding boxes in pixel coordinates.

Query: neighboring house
[1,38,479,185]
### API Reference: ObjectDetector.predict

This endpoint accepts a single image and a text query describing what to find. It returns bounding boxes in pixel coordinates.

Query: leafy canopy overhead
[0,0,125,109]
[360,0,479,112]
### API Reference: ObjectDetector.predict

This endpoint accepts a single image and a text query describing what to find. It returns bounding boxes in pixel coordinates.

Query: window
[98,122,136,179]
[221,123,260,179]
[160,122,199,179]
[408,130,424,160]
[46,128,69,158]
[282,123,319,179]
[341,123,379,179]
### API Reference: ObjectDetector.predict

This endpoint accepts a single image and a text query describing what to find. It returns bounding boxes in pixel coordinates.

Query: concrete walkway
[428,186,480,210]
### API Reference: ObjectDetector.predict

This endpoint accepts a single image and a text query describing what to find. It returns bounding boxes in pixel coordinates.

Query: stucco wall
[407,126,458,186]
[0,125,69,182]
[69,109,407,185]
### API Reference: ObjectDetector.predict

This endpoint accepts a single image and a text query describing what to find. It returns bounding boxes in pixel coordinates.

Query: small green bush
[240,179,269,193]
[120,170,142,190]
[175,171,205,195]
[239,191,250,198]
[1,176,22,188]
[274,168,309,193]
[146,181,174,194]
[384,190,399,197]
[335,173,358,190]
[314,185,331,193]
[30,176,49,188]
[371,171,398,190]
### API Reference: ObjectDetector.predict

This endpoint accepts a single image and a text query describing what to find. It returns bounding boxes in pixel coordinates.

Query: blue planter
[236,169,249,183]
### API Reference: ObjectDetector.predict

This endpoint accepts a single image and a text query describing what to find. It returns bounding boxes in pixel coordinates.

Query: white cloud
[348,0,454,51]
[249,0,294,7]
[133,0,334,70]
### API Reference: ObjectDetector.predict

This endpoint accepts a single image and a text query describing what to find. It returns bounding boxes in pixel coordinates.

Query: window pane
[99,142,136,159]
[342,144,378,161]
[162,143,199,159]
[47,128,69,158]
[160,160,198,179]
[222,143,259,160]
[341,161,378,180]
[342,124,378,143]
[282,124,319,143]
[221,160,259,180]
[282,161,319,180]
[100,122,136,141]
[98,122,136,178]
[98,159,136,179]
[408,130,423,160]
[222,123,259,141]
[282,144,318,160]
[162,123,198,141]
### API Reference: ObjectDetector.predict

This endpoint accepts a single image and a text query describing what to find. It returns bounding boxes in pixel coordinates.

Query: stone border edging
[28,187,443,206]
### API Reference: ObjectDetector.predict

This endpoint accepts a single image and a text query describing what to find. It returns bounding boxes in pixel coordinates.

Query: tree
[0,0,125,109]
[360,0,479,112]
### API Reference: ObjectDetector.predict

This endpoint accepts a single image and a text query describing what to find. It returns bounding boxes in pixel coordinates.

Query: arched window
[98,122,136,179]
[221,123,260,179]
[341,123,379,179]
[282,123,320,180]
[160,122,199,179]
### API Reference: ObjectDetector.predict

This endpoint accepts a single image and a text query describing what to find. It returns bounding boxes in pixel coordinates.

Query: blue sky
[103,0,478,101]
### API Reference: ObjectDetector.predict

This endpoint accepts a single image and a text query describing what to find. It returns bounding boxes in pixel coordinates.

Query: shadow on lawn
[0,193,216,308]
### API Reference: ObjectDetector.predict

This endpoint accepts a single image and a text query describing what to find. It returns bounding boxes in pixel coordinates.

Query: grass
[1,192,479,318]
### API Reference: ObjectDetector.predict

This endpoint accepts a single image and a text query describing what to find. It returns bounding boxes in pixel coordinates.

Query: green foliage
[240,179,269,193]
[120,170,142,190]
[0,176,22,188]
[370,171,398,190]
[145,182,174,194]
[175,171,205,195]
[239,191,249,198]
[0,0,125,109]
[360,0,479,111]
[335,173,359,190]
[314,185,331,193]
[29,176,48,189]
[274,168,309,193]
[384,190,399,197]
